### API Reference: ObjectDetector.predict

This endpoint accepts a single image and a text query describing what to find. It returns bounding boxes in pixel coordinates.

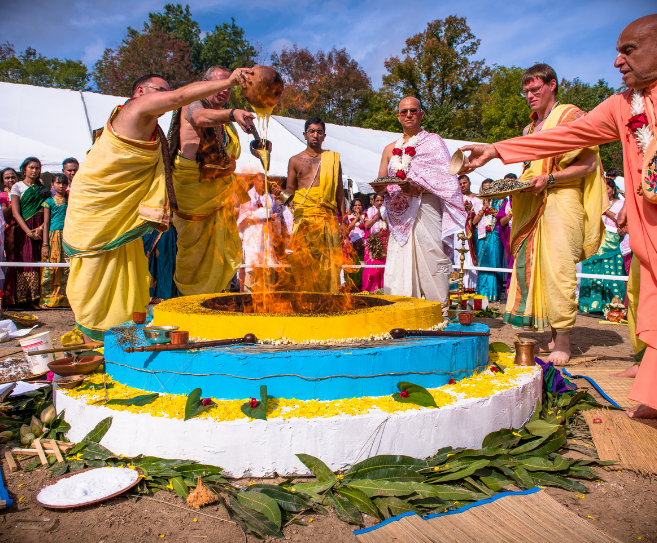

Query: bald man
[376,97,465,306]
[461,14,657,419]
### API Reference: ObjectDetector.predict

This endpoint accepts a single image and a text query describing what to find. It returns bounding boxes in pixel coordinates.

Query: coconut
[20,424,31,437]
[40,405,56,425]
[186,477,218,509]
[21,432,35,445]
[0,430,13,443]
[30,416,44,437]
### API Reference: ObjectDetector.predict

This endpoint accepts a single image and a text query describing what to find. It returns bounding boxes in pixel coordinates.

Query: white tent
[0,82,520,191]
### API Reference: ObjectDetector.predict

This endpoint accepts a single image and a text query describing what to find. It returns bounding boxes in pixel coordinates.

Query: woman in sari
[362,194,388,292]
[8,157,49,308]
[39,174,69,308]
[0,168,17,293]
[578,179,626,313]
[496,196,513,292]
[475,181,506,302]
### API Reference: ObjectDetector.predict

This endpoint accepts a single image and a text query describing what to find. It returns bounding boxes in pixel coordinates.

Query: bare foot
[610,364,639,378]
[546,333,571,364]
[536,341,554,353]
[627,404,657,419]
[149,297,163,305]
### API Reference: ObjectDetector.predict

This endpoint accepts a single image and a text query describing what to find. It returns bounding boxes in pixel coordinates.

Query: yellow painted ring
[152,293,443,342]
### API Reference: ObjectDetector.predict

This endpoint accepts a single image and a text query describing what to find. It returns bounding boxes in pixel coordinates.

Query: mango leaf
[508,435,550,455]
[427,446,462,466]
[68,459,85,472]
[184,388,214,421]
[82,416,112,443]
[345,479,418,498]
[446,447,506,462]
[50,460,69,478]
[373,497,418,519]
[479,472,515,492]
[326,490,363,526]
[105,393,159,407]
[566,468,601,480]
[429,460,490,483]
[529,400,542,423]
[84,459,108,468]
[336,486,381,520]
[489,342,513,353]
[345,455,428,482]
[481,428,521,449]
[517,455,570,472]
[490,361,506,374]
[463,476,494,496]
[65,442,87,458]
[530,426,567,456]
[169,476,189,499]
[292,480,336,500]
[512,466,536,490]
[238,490,282,528]
[525,420,561,437]
[172,463,224,479]
[295,454,337,483]
[530,472,589,493]
[392,382,437,408]
[229,496,284,539]
[249,485,313,512]
[79,442,117,461]
[240,385,271,421]
[130,457,193,470]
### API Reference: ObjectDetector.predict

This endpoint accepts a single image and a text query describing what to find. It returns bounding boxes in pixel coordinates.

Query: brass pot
[242,66,284,111]
[514,340,537,366]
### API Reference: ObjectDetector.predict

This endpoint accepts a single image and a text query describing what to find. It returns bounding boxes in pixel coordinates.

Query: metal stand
[455,232,469,309]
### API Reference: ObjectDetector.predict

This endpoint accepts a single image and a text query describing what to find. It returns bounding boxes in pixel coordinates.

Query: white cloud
[81,39,106,66]
[269,38,293,53]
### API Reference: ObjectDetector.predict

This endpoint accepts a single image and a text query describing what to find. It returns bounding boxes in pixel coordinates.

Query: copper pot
[242,66,284,111]
[458,311,474,326]
[514,340,537,366]
[133,312,147,324]
[170,331,189,345]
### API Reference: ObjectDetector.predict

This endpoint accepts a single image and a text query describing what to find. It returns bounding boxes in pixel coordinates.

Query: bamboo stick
[390,328,490,339]
[27,343,103,356]
[124,334,257,353]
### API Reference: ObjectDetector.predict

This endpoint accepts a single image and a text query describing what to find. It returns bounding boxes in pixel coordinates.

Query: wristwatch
[547,174,556,187]
[229,108,236,122]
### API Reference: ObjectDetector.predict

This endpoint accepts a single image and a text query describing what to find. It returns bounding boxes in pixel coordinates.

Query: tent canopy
[0,81,521,192]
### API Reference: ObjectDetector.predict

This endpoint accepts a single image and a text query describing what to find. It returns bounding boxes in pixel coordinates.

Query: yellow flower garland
[62,350,532,422]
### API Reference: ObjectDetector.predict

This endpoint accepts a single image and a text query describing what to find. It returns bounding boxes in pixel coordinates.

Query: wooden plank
[11,448,61,456]
[33,439,49,467]
[46,439,64,463]
[4,451,17,473]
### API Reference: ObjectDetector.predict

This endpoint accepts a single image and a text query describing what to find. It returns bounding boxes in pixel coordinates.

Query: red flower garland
[626,113,648,132]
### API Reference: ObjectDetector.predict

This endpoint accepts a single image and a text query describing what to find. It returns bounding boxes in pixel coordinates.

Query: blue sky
[1,0,654,89]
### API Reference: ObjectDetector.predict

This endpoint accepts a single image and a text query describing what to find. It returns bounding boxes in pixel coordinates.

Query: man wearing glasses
[374,97,465,307]
[277,116,346,293]
[64,69,253,341]
[470,63,605,366]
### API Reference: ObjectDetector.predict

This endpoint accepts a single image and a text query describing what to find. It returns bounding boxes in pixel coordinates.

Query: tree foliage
[381,16,490,138]
[198,18,259,72]
[147,3,202,68]
[272,45,372,126]
[0,42,89,90]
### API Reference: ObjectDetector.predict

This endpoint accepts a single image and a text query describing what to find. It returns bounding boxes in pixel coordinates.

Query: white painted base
[55,368,542,477]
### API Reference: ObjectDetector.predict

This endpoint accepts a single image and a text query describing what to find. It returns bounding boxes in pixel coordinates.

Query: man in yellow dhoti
[500,64,607,363]
[169,66,257,295]
[64,69,253,341]
[279,117,346,293]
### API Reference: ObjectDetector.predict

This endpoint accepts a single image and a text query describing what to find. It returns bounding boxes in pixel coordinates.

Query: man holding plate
[375,97,465,306]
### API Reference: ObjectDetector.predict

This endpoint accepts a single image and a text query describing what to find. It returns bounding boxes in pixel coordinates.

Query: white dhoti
[383,193,451,305]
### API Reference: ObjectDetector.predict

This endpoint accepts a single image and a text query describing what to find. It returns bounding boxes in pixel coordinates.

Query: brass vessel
[514,339,537,366]
[242,65,284,110]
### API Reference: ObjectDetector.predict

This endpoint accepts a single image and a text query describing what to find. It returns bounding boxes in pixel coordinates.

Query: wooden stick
[33,438,48,466]
[27,343,103,356]
[390,328,490,339]
[124,334,257,353]
[46,439,64,463]
[4,450,17,472]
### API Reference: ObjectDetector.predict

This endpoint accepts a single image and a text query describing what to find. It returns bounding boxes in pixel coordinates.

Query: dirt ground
[1,306,656,542]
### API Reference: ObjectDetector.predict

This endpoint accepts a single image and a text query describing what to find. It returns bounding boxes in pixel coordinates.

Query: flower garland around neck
[390,133,419,180]
[628,89,653,155]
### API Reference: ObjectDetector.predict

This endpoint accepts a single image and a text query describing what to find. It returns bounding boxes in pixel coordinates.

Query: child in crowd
[39,174,69,308]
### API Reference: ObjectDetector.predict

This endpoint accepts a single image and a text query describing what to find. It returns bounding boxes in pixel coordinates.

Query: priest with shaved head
[375,97,465,307]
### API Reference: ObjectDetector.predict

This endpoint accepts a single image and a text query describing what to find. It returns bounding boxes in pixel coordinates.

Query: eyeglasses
[306,129,325,136]
[520,83,546,98]
[142,85,168,92]
[398,108,420,116]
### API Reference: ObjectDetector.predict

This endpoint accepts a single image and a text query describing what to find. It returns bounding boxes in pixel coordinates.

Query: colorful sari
[142,226,178,300]
[362,206,388,292]
[39,197,69,307]
[475,198,505,301]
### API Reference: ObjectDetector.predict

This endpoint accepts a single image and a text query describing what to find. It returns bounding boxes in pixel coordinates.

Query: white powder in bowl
[38,467,139,506]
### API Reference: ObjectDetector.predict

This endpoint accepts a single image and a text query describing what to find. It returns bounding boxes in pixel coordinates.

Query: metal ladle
[246,122,272,173]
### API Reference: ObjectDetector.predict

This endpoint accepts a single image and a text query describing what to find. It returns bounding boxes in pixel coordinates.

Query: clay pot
[458,311,474,326]
[48,355,104,376]
[170,331,189,345]
[606,309,623,323]
[241,66,284,110]
[133,312,147,324]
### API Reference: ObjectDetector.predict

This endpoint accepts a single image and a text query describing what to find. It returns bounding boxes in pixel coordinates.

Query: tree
[148,3,202,68]
[271,45,372,126]
[381,16,490,138]
[478,66,528,142]
[197,18,258,72]
[356,89,400,132]
[93,29,195,96]
[0,43,89,90]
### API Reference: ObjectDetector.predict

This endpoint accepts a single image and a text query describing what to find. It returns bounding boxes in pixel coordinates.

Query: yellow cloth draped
[628,254,647,360]
[504,104,607,331]
[172,124,241,295]
[287,151,342,293]
[63,109,169,340]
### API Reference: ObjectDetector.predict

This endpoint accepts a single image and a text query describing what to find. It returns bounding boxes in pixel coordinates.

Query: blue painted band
[104,323,490,401]
[561,369,621,408]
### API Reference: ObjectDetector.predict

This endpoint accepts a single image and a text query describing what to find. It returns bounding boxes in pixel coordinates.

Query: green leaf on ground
[169,476,189,500]
[295,454,337,483]
[525,420,561,437]
[326,490,363,526]
[248,485,313,512]
[392,382,438,408]
[105,393,159,407]
[229,496,284,538]
[238,490,282,528]
[489,342,513,353]
[184,388,214,421]
[345,455,428,482]
[82,416,112,443]
[336,485,381,520]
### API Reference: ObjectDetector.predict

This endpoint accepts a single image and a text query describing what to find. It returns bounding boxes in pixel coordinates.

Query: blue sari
[475,199,505,302]
[142,227,178,300]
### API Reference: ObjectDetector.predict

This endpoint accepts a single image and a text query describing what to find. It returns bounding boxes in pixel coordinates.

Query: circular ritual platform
[56,293,542,477]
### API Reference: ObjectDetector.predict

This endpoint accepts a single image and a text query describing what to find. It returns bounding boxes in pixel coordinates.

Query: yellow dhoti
[172,154,241,295]
[63,108,169,341]
[286,151,342,294]
[503,104,607,331]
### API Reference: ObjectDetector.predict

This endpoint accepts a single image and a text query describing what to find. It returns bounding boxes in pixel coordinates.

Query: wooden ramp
[583,408,657,476]
[562,367,638,409]
[355,489,621,543]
